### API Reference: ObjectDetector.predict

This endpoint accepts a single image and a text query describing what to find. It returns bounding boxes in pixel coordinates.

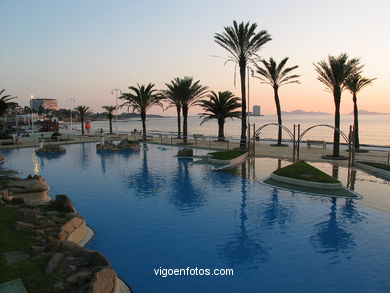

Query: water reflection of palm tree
[219,163,268,268]
[80,144,90,169]
[169,158,204,209]
[125,145,164,197]
[261,188,294,231]
[310,198,355,259]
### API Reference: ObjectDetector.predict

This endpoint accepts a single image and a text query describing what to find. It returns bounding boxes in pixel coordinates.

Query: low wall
[354,161,390,178]
[207,151,249,165]
[270,173,343,189]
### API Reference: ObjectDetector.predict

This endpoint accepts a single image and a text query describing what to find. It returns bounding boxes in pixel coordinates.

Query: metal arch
[299,124,349,143]
[254,123,294,142]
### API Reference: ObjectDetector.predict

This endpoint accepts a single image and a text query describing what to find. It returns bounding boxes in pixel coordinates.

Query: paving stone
[0,278,28,293]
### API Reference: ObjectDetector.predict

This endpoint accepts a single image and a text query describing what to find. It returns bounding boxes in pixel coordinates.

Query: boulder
[117,139,141,151]
[7,180,48,193]
[177,148,193,157]
[55,194,77,213]
[89,268,117,293]
[36,144,66,154]
[19,209,39,223]
[96,141,118,151]
[66,271,93,286]
[45,253,64,275]
[10,197,24,205]
[84,250,111,267]
[15,221,34,231]
[47,238,62,251]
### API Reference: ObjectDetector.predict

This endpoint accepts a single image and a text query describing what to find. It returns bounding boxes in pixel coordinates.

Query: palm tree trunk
[109,118,113,134]
[182,106,188,143]
[218,120,225,141]
[239,64,247,149]
[176,106,181,139]
[333,93,341,157]
[141,111,146,140]
[81,118,85,135]
[274,87,282,145]
[353,94,360,149]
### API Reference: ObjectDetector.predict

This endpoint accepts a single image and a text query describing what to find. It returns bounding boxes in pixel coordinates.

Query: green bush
[0,132,12,139]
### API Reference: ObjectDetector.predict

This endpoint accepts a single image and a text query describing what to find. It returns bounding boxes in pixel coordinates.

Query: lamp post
[30,95,34,131]
[66,98,75,130]
[247,67,255,148]
[111,89,122,134]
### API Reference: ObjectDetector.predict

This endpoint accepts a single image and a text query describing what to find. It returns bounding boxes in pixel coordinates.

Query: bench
[307,140,326,149]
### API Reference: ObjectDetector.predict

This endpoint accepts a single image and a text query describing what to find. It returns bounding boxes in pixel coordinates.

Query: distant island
[348,110,390,115]
[281,110,331,115]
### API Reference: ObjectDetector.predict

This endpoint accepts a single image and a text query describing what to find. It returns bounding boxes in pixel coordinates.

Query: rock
[97,139,140,151]
[61,240,86,255]
[35,229,45,236]
[31,245,45,253]
[66,271,93,286]
[47,238,61,251]
[15,221,34,231]
[45,253,64,274]
[0,198,5,207]
[63,256,89,268]
[55,194,76,213]
[54,281,67,290]
[35,144,66,154]
[7,180,48,194]
[89,268,117,293]
[178,148,193,157]
[10,197,24,205]
[84,250,111,267]
[19,209,39,223]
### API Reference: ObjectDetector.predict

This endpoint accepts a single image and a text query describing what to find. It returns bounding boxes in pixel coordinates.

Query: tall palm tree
[176,77,208,143]
[102,105,116,134]
[198,91,241,141]
[254,57,300,145]
[119,83,163,140]
[74,105,92,135]
[314,53,361,157]
[215,21,271,148]
[162,80,183,139]
[345,73,376,149]
[0,89,16,118]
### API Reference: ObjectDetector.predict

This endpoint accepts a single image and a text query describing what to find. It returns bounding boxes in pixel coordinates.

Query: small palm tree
[175,77,208,143]
[345,73,376,149]
[0,89,16,118]
[102,105,116,134]
[198,91,241,141]
[119,83,163,140]
[254,57,300,145]
[314,53,361,157]
[74,105,92,135]
[162,80,183,139]
[215,21,271,148]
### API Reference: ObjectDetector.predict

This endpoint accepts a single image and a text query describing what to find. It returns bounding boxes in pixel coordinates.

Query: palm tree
[175,77,208,143]
[162,80,183,139]
[198,91,241,141]
[102,105,116,134]
[254,57,300,145]
[345,73,376,150]
[215,21,271,148]
[74,105,92,135]
[0,89,16,118]
[119,83,163,140]
[314,53,361,157]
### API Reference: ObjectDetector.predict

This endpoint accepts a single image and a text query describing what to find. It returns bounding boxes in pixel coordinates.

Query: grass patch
[273,161,340,184]
[208,149,247,160]
[0,207,64,293]
[356,161,390,172]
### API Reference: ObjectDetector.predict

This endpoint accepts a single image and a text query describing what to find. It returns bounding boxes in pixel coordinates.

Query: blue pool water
[2,143,390,293]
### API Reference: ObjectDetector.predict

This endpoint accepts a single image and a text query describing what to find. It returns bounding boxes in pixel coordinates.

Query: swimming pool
[2,143,390,293]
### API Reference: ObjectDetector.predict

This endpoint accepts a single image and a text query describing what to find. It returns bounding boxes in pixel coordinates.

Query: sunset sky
[1,0,389,115]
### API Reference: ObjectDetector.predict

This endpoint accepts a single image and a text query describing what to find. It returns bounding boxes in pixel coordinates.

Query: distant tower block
[253,105,261,116]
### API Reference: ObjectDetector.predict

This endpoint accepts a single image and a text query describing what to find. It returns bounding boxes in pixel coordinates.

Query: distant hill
[348,110,390,115]
[281,110,331,115]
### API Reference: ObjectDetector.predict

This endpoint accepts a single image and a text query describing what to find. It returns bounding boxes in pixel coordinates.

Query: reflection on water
[169,158,204,210]
[310,198,355,263]
[80,144,90,169]
[219,163,269,269]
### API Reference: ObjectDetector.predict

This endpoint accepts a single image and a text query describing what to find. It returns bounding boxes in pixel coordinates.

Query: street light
[66,98,76,130]
[30,95,34,131]
[247,67,255,147]
[111,89,122,134]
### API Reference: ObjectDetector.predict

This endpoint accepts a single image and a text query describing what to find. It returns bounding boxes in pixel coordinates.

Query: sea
[75,114,390,147]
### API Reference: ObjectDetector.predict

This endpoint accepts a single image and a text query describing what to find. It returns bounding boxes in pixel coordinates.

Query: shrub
[0,133,12,139]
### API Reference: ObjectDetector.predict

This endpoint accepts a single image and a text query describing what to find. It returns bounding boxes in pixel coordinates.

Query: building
[30,98,58,112]
[253,105,261,116]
